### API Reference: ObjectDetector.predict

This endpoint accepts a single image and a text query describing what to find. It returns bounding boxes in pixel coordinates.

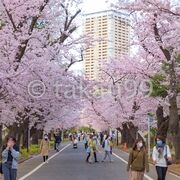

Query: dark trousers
[86,153,90,162]
[86,152,98,162]
[94,152,98,162]
[84,143,88,149]
[156,166,168,180]
[2,162,17,180]
[43,156,48,162]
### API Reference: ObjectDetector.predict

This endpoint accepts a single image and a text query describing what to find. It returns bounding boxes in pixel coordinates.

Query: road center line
[18,144,71,180]
[112,152,154,180]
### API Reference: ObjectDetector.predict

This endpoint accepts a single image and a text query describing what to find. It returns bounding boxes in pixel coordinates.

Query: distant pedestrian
[2,136,19,180]
[127,139,149,180]
[77,133,81,141]
[69,133,73,142]
[40,134,50,163]
[54,133,62,152]
[102,135,113,162]
[92,136,98,163]
[73,138,78,149]
[83,134,88,150]
[152,136,172,180]
[86,135,93,163]
[100,132,104,145]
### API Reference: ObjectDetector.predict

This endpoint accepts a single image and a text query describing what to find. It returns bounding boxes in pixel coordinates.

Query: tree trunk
[168,59,180,160]
[0,124,2,150]
[169,96,179,133]
[156,105,169,139]
[8,124,20,140]
[31,129,43,144]
[22,130,28,148]
[118,121,139,148]
[173,132,180,163]
[22,122,29,148]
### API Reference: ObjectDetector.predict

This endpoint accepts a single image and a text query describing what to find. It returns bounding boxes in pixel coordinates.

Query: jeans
[2,162,17,180]
[103,151,112,162]
[156,166,168,180]
[55,143,60,151]
[84,143,88,149]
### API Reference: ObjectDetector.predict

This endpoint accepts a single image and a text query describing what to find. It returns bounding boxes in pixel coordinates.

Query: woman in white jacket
[152,136,172,180]
[102,136,113,162]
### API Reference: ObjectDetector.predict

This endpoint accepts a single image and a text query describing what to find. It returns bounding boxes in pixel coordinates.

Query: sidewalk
[0,143,69,180]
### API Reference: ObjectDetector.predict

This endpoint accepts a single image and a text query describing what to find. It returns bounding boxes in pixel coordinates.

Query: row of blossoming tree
[82,0,180,160]
[0,0,92,148]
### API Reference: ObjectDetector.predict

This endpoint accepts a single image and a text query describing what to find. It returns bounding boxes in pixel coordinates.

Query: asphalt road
[18,143,128,180]
[1,142,179,180]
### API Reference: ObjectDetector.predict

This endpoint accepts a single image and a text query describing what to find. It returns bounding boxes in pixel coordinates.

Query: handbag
[164,145,172,166]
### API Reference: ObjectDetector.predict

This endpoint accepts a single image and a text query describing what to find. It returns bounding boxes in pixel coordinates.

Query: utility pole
[0,124,2,149]
[147,114,153,159]
[116,130,119,146]
[27,122,30,152]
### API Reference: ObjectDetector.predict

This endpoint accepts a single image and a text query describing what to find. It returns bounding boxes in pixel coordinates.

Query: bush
[29,144,40,155]
[20,148,30,159]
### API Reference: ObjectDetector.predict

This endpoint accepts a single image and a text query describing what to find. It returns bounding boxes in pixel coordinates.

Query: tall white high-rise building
[83,10,130,80]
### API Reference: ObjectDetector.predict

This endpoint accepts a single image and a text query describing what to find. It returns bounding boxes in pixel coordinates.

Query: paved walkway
[0,142,180,180]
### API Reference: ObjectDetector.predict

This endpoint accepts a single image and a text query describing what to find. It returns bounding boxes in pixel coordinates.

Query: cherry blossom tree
[82,55,160,146]
[112,0,180,158]
[0,0,91,147]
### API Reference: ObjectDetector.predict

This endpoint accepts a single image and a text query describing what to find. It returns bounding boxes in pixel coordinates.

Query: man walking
[54,133,62,152]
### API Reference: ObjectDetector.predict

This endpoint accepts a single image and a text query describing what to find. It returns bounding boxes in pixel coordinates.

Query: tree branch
[2,1,17,32]
[14,0,50,71]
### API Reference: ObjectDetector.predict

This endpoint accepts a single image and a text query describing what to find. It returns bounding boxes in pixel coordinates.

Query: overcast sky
[82,0,110,13]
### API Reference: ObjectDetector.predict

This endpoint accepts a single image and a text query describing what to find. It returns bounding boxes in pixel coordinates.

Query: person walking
[102,136,113,162]
[86,135,93,163]
[152,136,172,180]
[100,132,104,145]
[77,133,81,142]
[54,133,62,152]
[2,136,19,180]
[92,136,98,163]
[40,134,50,163]
[127,139,149,180]
[83,134,88,150]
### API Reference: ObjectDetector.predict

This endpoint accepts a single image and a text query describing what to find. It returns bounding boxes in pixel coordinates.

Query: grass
[20,141,55,161]
[20,144,40,160]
